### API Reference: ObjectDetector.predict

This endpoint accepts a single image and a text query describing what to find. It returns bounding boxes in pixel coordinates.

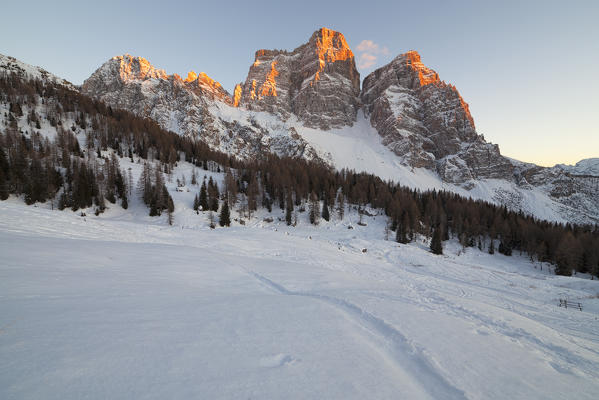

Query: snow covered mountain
[78,28,598,226]
[2,27,598,225]
[81,54,324,162]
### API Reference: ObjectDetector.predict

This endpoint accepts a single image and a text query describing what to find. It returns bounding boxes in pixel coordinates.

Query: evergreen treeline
[1,71,598,277]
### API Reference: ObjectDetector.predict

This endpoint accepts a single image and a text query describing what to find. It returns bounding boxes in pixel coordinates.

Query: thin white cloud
[356,40,390,69]
[358,53,378,69]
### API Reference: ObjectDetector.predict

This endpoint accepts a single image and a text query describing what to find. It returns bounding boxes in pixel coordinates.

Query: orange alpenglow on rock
[116,54,168,81]
[250,80,257,100]
[313,27,354,82]
[182,71,225,93]
[196,72,222,89]
[233,84,242,107]
[404,50,439,86]
[259,61,279,97]
[184,71,198,82]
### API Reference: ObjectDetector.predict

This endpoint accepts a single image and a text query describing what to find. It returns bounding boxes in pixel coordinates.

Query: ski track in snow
[246,270,468,400]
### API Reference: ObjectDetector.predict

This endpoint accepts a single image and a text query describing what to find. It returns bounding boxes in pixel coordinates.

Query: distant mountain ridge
[1,28,597,225]
[557,158,599,177]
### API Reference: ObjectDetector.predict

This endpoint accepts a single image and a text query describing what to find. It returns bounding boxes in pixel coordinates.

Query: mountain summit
[236,27,361,129]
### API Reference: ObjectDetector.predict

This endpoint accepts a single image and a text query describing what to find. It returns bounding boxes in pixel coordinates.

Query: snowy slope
[1,177,599,399]
[0,53,76,90]
[291,112,585,224]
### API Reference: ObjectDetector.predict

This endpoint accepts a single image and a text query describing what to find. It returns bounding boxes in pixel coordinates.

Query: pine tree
[488,240,495,255]
[430,226,443,255]
[224,169,237,206]
[246,175,258,218]
[0,148,9,200]
[219,201,231,227]
[0,169,8,200]
[285,191,293,226]
[208,178,220,211]
[199,181,208,211]
[396,218,408,244]
[396,212,410,244]
[321,197,330,222]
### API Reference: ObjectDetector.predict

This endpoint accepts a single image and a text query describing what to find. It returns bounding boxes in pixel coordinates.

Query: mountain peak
[109,54,168,82]
[397,50,439,86]
[309,28,354,82]
[236,27,360,129]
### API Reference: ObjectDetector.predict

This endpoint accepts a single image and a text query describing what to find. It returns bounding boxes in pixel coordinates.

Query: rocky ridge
[82,54,322,162]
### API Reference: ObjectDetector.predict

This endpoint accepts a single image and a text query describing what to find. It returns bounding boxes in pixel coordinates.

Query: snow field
[1,160,599,399]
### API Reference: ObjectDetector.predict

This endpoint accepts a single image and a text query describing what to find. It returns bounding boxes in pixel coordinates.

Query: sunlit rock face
[83,54,232,104]
[362,51,513,182]
[237,28,361,130]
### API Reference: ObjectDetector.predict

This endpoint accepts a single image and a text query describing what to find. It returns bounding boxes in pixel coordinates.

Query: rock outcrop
[237,28,361,130]
[361,51,513,183]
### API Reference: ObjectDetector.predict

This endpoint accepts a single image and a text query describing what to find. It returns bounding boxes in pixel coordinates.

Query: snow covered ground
[2,181,599,399]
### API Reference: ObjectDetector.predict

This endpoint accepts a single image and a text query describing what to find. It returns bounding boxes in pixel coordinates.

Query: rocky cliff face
[81,54,322,162]
[82,54,231,135]
[361,51,513,184]
[237,28,361,130]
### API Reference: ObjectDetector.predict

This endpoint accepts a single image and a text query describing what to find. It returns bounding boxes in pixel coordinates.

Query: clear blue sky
[2,0,597,166]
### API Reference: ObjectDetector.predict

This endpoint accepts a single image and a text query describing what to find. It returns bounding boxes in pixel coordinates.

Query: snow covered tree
[208,210,216,229]
[309,191,320,225]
